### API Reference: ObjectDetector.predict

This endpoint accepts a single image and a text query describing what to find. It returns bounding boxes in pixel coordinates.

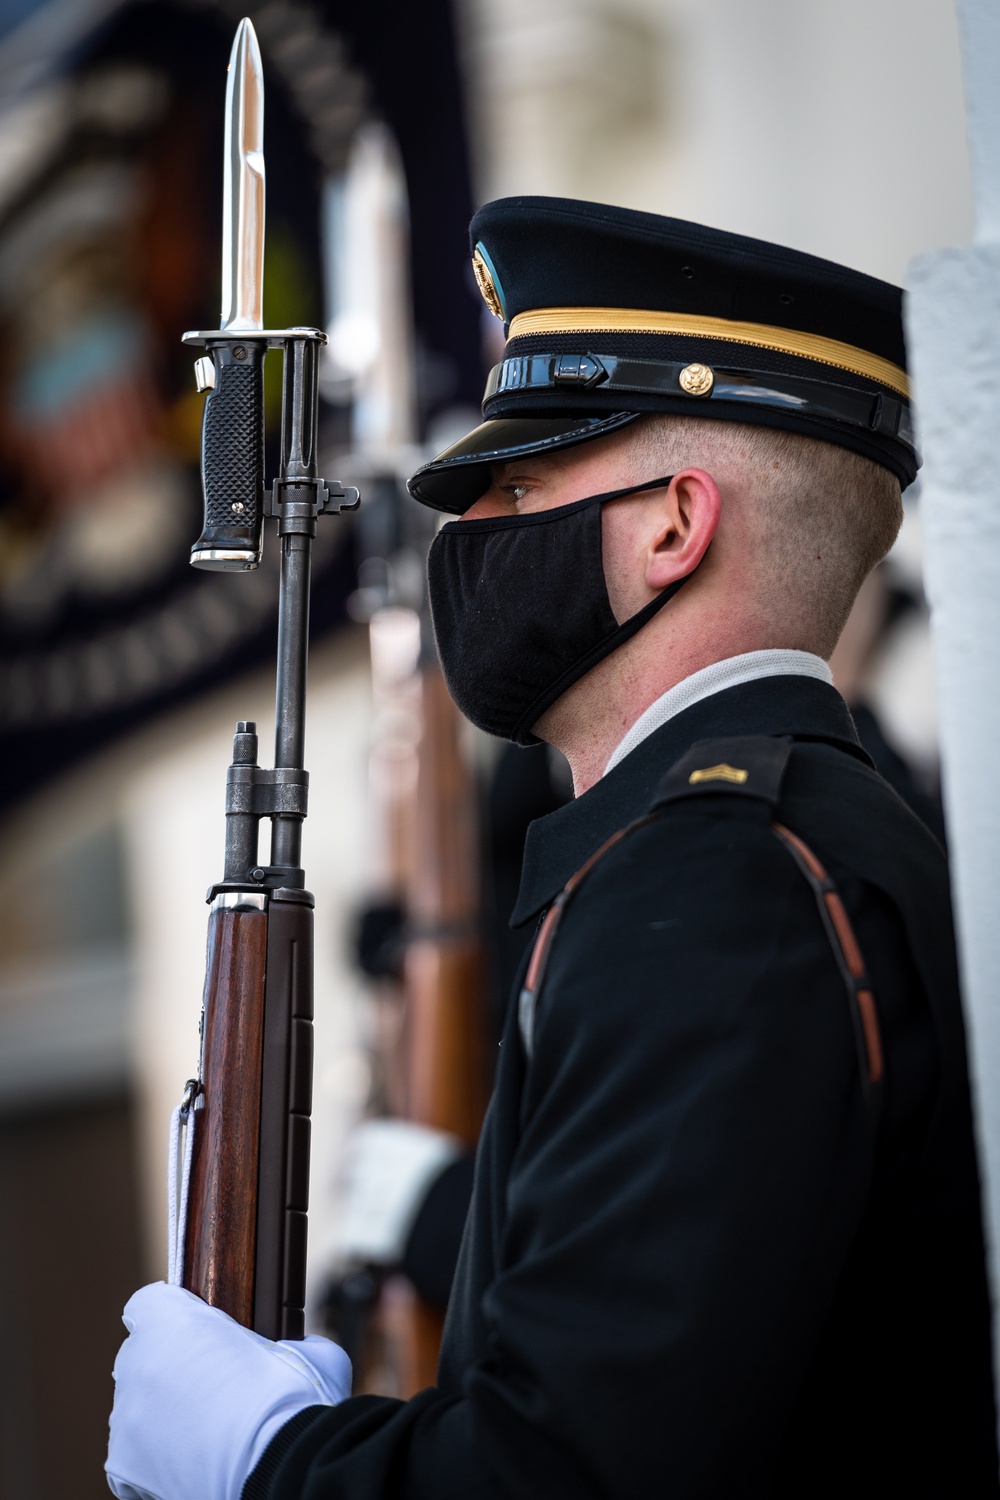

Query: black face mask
[427,474,695,744]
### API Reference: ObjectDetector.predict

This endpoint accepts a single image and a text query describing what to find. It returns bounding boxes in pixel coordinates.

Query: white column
[905,0,1000,1364]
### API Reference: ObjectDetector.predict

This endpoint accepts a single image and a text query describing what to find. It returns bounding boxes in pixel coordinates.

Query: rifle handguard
[191,339,266,570]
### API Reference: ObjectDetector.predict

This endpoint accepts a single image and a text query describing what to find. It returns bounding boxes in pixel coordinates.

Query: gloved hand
[106,1282,351,1500]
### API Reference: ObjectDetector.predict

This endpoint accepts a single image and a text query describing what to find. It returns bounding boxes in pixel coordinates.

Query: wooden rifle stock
[405,665,486,1146]
[185,903,267,1326]
[185,889,314,1338]
[392,663,487,1392]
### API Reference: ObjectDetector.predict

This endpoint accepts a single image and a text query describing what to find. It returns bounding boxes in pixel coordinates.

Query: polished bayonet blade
[220,17,265,331]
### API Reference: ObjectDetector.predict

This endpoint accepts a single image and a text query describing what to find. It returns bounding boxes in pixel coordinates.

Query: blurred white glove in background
[333,1117,462,1265]
[106,1282,351,1500]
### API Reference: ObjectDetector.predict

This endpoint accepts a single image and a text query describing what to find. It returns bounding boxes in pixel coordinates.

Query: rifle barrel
[272,534,311,872]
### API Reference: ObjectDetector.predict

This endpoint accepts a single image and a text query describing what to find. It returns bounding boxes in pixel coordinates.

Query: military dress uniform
[239,201,996,1497]
[243,669,996,1498]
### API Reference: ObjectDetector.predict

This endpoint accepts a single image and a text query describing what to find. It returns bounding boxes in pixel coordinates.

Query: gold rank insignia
[472,243,505,320]
[688,763,749,785]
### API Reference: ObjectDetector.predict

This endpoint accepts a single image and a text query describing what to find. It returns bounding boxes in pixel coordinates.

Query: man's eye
[511,485,529,500]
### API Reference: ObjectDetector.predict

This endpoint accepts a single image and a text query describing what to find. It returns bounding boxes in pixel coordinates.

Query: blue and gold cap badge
[472,242,506,322]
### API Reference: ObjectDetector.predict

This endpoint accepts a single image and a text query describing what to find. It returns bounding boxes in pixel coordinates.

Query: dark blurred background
[0,2,482,1491]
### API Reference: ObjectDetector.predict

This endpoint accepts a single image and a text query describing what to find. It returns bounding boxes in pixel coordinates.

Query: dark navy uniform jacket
[246,675,998,1499]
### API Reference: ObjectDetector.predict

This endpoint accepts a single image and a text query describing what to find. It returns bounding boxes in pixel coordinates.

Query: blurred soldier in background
[830,561,946,845]
[330,736,569,1344]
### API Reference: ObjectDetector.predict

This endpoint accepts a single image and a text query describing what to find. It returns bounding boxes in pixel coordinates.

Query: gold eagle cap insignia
[472,246,504,320]
[678,361,714,396]
[688,763,749,785]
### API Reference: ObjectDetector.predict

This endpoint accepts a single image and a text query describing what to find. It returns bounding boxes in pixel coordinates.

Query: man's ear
[646,468,721,590]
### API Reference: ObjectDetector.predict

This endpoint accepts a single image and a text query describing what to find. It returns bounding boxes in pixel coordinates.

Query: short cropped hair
[623,415,904,656]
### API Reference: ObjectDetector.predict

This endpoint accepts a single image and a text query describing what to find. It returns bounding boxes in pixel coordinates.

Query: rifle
[314,125,488,1391]
[390,650,488,1392]
[404,659,487,1148]
[172,18,359,1341]
[344,499,488,1396]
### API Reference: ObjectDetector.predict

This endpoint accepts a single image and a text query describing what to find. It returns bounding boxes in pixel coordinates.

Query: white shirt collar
[602,649,834,777]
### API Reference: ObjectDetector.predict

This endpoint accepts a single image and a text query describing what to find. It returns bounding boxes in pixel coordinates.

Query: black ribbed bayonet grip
[191,339,266,571]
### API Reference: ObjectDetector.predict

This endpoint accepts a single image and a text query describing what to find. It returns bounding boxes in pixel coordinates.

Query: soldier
[107,198,998,1499]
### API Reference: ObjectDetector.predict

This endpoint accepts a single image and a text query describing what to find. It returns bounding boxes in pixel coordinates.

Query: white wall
[461,0,972,283]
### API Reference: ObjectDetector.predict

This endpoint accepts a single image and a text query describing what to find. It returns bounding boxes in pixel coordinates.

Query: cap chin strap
[514,557,702,745]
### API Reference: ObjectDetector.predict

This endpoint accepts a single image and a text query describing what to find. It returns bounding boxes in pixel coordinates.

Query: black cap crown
[409,197,916,513]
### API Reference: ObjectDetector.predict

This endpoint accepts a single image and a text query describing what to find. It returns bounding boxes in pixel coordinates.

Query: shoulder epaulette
[650,734,793,812]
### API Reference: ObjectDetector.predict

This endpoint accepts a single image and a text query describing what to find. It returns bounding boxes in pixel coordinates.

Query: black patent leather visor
[407,412,641,514]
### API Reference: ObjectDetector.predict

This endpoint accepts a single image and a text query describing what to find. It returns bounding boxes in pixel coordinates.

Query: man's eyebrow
[490,460,561,483]
[490,464,538,483]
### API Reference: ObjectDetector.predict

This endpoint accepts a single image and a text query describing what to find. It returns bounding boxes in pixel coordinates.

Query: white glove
[334,1117,462,1265]
[106,1282,351,1500]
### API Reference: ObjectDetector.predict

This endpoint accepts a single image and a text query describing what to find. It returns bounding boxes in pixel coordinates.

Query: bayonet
[221,17,265,334]
[183,18,357,573]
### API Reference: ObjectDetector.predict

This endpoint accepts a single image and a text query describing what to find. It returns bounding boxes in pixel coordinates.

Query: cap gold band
[507,306,910,398]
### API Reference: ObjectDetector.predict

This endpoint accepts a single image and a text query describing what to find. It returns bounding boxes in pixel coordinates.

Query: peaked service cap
[408,196,917,513]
